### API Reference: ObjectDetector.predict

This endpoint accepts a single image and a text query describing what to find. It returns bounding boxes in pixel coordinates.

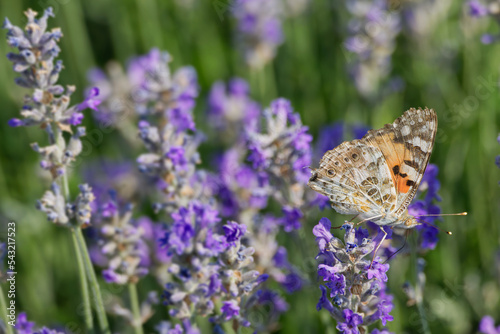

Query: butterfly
[308,107,439,249]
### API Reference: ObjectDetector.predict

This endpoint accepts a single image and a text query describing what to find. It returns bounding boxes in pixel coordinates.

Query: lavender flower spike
[246,98,312,208]
[313,218,394,332]
[344,0,401,97]
[232,0,284,69]
[479,316,500,334]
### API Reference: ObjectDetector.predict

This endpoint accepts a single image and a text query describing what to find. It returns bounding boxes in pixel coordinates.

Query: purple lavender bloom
[337,309,363,334]
[8,118,24,127]
[479,316,500,334]
[468,1,500,44]
[77,87,102,111]
[232,0,284,68]
[128,48,198,123]
[280,206,303,232]
[3,9,93,130]
[326,274,346,296]
[207,78,260,137]
[221,300,240,321]
[344,0,401,97]
[317,285,335,313]
[408,163,442,250]
[258,289,289,313]
[366,259,389,282]
[315,122,345,160]
[246,98,312,208]
[15,312,35,334]
[469,0,488,17]
[281,271,303,293]
[93,197,149,284]
[223,220,247,244]
[210,148,270,217]
[313,218,394,330]
[166,147,188,171]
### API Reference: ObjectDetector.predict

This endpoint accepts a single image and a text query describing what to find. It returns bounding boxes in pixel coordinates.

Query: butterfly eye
[327,169,335,176]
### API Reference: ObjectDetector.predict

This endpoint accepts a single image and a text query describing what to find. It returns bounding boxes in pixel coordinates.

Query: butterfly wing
[361,108,437,216]
[308,139,397,219]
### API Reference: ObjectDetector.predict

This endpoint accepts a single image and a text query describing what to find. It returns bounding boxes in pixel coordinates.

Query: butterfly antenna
[413,216,453,235]
[415,212,467,217]
[383,230,409,264]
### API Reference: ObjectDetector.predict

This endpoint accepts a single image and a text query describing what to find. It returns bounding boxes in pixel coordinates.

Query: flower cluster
[232,0,285,69]
[479,316,500,334]
[159,204,267,330]
[407,164,442,250]
[207,78,260,140]
[3,8,99,228]
[344,0,402,98]
[137,119,205,211]
[314,219,394,333]
[86,62,135,128]
[130,49,207,211]
[247,98,312,209]
[92,195,149,285]
[15,312,62,334]
[207,81,311,328]
[468,0,500,44]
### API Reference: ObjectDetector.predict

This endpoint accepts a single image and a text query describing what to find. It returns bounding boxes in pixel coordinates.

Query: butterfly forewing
[362,108,437,216]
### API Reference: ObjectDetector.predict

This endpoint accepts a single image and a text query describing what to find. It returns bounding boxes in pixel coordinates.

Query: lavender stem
[71,230,93,331]
[76,228,111,334]
[0,285,14,334]
[128,283,144,334]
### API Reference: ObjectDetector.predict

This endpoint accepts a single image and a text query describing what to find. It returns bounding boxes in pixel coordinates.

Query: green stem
[411,248,430,334]
[51,125,95,331]
[72,229,93,332]
[128,283,144,334]
[76,228,111,334]
[0,285,14,334]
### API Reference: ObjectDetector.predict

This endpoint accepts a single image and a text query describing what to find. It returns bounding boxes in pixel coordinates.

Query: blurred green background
[0,0,499,333]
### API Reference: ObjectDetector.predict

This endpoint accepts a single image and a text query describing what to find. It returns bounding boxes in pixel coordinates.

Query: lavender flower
[14,312,63,334]
[408,164,442,250]
[129,48,198,123]
[159,207,266,329]
[94,196,148,284]
[137,120,204,211]
[4,8,98,229]
[232,0,284,69]
[246,98,312,209]
[313,218,394,332]
[86,62,134,126]
[344,0,402,97]
[207,78,260,143]
[210,148,270,217]
[479,316,500,334]
[468,0,500,44]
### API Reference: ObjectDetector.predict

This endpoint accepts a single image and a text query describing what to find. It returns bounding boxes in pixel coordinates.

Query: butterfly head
[307,168,330,196]
[400,214,421,229]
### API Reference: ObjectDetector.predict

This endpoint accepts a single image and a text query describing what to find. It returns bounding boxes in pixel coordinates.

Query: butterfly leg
[331,215,362,229]
[354,214,383,227]
[370,227,388,269]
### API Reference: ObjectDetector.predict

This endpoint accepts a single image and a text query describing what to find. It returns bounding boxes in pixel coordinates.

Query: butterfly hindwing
[310,139,397,218]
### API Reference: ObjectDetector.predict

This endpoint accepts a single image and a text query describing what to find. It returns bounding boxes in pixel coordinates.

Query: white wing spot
[401,125,411,136]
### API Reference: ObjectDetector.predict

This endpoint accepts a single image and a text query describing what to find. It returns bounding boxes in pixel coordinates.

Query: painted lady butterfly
[308,108,439,247]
